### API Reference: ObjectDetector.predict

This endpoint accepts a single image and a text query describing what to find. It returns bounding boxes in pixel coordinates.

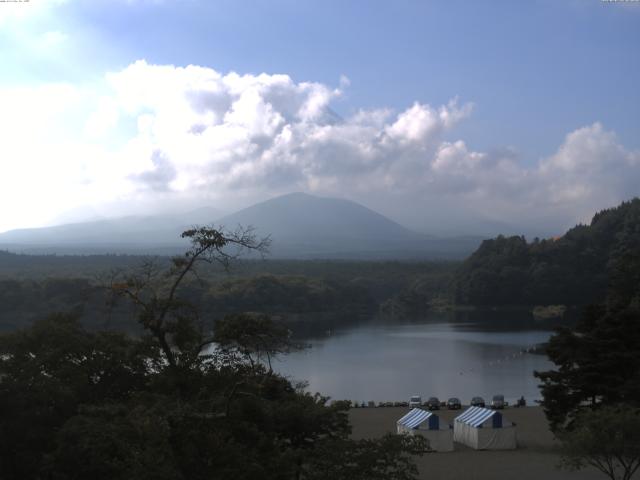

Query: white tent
[396,408,454,452]
[453,406,516,450]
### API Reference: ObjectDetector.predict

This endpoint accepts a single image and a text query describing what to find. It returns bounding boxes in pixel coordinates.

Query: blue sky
[0,0,639,234]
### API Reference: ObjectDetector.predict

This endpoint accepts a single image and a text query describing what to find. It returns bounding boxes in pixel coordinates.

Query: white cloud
[535,123,640,215]
[37,30,67,48]
[0,60,638,235]
[0,0,67,24]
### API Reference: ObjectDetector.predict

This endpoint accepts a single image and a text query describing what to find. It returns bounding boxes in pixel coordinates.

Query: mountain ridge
[0,193,482,259]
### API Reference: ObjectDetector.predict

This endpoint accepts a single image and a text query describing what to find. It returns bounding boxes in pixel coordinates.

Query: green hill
[453,198,640,307]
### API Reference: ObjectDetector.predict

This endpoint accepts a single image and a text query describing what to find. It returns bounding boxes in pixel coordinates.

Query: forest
[0,252,455,334]
[453,198,640,307]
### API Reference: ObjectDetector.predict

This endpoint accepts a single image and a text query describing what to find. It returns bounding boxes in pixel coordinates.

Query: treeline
[0,250,143,279]
[379,270,455,317]
[453,198,640,306]
[0,267,461,335]
[0,278,100,331]
[0,252,448,291]
[205,275,374,316]
[0,275,376,334]
[0,251,459,332]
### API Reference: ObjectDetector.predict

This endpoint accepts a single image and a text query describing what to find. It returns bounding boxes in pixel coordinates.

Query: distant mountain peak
[219,192,414,239]
[0,193,481,259]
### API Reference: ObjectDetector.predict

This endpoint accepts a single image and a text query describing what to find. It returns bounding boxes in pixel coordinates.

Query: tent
[453,406,516,450]
[396,408,454,452]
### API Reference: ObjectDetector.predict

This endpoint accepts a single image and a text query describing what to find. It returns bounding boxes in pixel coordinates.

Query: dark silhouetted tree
[558,405,640,480]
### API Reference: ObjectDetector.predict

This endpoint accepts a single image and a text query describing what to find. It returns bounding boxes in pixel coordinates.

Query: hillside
[218,192,481,259]
[0,207,221,254]
[220,192,415,242]
[453,198,640,307]
[0,193,482,259]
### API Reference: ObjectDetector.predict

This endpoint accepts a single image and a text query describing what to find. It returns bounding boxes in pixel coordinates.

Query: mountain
[220,192,414,241]
[217,192,482,259]
[0,193,482,259]
[0,207,222,255]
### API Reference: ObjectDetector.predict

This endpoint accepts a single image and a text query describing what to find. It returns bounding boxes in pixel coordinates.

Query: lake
[275,312,557,406]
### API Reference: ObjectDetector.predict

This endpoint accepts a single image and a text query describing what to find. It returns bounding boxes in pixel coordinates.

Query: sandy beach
[348,406,614,480]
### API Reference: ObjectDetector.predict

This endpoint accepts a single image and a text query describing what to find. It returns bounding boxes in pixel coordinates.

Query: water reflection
[276,313,557,405]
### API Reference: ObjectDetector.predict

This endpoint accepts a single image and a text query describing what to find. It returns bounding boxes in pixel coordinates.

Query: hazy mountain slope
[0,207,222,254]
[218,192,481,259]
[0,193,482,258]
[220,192,417,240]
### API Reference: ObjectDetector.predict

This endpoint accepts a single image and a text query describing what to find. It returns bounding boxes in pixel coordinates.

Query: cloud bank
[1,60,638,234]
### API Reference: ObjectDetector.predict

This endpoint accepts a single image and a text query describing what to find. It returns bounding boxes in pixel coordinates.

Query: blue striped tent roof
[397,408,433,429]
[455,406,500,428]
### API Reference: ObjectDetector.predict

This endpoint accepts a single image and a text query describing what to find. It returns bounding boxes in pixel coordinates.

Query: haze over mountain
[220,192,411,240]
[218,192,483,259]
[0,193,482,259]
[0,207,222,255]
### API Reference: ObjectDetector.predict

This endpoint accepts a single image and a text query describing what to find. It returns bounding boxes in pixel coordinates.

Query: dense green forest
[0,253,456,333]
[453,198,640,307]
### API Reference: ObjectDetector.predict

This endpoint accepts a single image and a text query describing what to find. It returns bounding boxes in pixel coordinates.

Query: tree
[0,313,156,480]
[109,225,270,369]
[48,403,181,480]
[301,434,428,480]
[454,198,640,307]
[214,312,301,372]
[559,405,640,480]
[535,304,640,432]
[1,226,428,480]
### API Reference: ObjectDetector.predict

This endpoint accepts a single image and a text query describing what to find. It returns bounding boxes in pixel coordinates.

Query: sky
[0,0,639,236]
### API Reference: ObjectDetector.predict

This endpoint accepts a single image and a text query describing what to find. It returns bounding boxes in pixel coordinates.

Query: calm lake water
[275,313,556,405]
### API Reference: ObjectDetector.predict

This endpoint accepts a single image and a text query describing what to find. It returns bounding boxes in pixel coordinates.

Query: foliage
[454,198,640,306]
[535,305,640,432]
[214,313,302,372]
[535,201,640,431]
[206,274,375,317]
[0,257,454,333]
[0,314,158,479]
[380,270,454,318]
[302,434,428,480]
[0,273,376,335]
[107,225,270,368]
[559,405,640,480]
[0,227,426,480]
